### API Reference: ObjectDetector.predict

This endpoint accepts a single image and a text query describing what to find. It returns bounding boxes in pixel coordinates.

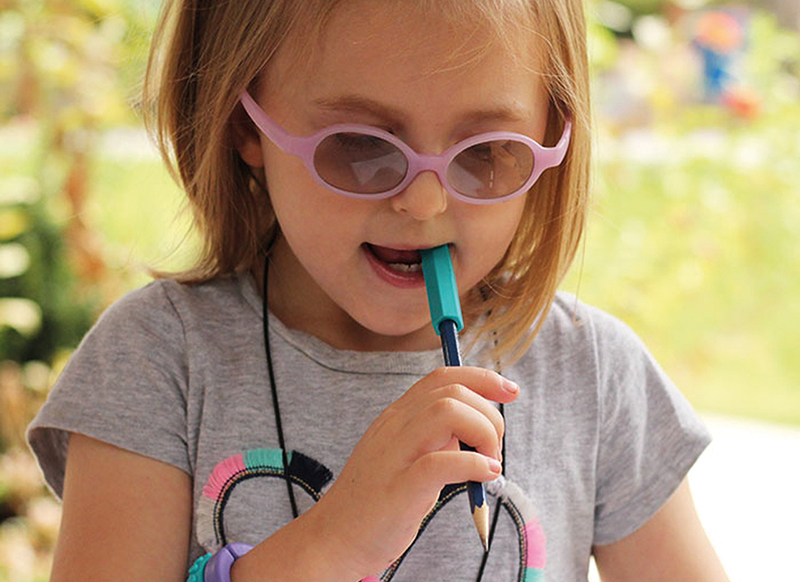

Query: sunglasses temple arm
[240,91,305,156]
[553,119,572,165]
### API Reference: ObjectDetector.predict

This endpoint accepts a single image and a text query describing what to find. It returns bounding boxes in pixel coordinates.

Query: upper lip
[366,242,449,251]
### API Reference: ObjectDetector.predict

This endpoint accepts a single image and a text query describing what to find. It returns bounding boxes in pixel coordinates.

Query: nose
[389,170,447,220]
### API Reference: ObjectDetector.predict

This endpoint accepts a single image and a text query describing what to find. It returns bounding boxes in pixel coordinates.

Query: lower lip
[363,244,426,289]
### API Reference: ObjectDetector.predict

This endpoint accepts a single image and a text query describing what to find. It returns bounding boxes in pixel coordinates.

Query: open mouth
[365,243,423,274]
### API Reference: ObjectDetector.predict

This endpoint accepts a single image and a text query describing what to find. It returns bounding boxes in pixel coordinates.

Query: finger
[408,396,501,459]
[441,435,460,452]
[410,366,520,405]
[406,450,502,498]
[426,383,505,447]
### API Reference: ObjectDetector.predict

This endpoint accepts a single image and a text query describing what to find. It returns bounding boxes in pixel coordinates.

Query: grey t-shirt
[28,274,710,581]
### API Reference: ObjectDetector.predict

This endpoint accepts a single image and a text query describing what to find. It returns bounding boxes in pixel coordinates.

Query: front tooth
[388,262,422,273]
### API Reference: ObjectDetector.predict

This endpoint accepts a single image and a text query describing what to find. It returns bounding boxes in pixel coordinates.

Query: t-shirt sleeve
[26,280,190,498]
[590,309,711,546]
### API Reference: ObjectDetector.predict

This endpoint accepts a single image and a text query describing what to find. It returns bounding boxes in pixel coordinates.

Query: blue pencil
[420,246,490,551]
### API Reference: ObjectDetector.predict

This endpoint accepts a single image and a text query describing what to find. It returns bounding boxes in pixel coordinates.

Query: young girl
[27,0,729,580]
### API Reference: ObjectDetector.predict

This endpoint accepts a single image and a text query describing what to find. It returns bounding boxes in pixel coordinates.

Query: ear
[231,102,265,167]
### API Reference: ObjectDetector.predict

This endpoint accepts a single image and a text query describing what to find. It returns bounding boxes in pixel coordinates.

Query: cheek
[497,200,527,247]
[454,198,526,291]
[264,152,366,255]
[263,147,306,205]
[467,198,526,257]
[264,153,325,234]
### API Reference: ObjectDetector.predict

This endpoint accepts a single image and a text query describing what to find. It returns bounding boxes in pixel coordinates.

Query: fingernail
[487,458,502,474]
[503,379,519,394]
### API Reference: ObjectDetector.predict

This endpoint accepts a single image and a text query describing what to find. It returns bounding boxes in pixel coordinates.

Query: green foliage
[0,185,95,364]
[614,0,666,15]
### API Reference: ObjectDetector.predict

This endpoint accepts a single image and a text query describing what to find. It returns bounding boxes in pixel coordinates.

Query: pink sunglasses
[240,90,571,205]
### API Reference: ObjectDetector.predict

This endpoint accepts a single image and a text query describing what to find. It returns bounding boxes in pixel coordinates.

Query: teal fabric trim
[522,567,544,582]
[186,552,212,582]
[243,448,292,470]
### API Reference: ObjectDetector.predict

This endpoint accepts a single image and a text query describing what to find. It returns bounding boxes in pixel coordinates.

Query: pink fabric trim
[524,519,547,568]
[202,454,246,500]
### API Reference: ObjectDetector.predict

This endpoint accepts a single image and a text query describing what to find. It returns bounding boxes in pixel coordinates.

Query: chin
[348,308,435,349]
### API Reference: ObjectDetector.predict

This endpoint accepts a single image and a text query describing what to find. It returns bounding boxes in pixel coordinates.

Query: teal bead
[186,552,212,582]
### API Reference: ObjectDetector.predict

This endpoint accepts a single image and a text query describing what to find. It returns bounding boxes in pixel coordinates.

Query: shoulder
[505,291,672,414]
[53,274,257,387]
[96,275,252,337]
[98,277,182,325]
[104,274,244,314]
[530,291,649,366]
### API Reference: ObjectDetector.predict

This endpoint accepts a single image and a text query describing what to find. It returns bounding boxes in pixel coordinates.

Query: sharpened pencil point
[472,501,490,551]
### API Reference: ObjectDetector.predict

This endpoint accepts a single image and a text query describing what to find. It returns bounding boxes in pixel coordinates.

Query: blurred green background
[1,0,798,579]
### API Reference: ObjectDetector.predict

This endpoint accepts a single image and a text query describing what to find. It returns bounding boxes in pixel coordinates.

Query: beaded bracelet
[186,543,254,582]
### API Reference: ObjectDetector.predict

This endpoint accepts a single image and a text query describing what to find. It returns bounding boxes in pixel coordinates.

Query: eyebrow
[310,94,529,128]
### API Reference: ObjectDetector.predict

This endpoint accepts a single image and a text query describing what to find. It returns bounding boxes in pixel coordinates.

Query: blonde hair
[144,0,590,364]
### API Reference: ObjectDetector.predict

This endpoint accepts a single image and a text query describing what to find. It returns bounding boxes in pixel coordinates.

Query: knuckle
[472,452,490,471]
[481,367,497,383]
[431,366,452,382]
[414,453,436,473]
[483,427,500,448]
[493,407,506,427]
[432,396,461,416]
[444,382,470,400]
[410,454,441,484]
[473,366,500,387]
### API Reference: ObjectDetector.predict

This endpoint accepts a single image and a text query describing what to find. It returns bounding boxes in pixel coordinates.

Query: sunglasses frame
[240,90,571,205]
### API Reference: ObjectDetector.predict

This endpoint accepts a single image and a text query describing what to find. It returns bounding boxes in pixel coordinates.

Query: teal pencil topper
[420,245,464,335]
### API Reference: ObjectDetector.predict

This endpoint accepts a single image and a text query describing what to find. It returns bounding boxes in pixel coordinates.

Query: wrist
[303,500,377,581]
[229,505,370,582]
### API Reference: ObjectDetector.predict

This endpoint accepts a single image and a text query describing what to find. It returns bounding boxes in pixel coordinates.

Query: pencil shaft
[439,319,462,367]
[439,320,490,550]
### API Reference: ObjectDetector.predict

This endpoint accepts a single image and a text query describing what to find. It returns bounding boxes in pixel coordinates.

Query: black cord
[262,253,299,519]
[475,331,506,582]
[475,402,505,582]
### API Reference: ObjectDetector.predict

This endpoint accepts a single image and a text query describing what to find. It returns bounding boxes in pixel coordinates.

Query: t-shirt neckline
[237,271,446,375]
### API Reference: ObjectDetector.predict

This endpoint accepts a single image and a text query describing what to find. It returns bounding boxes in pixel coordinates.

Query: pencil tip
[473,502,490,551]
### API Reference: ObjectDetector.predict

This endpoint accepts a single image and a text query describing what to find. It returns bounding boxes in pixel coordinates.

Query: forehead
[262,0,546,122]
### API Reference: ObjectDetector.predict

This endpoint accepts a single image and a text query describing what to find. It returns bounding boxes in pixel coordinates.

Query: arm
[51,433,193,582]
[53,435,367,582]
[592,478,729,582]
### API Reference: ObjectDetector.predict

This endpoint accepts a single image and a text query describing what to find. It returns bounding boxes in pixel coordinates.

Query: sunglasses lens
[448,140,534,199]
[314,133,407,194]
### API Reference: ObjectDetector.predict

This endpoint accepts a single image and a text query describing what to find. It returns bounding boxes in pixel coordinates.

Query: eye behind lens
[314,132,409,194]
[447,139,534,199]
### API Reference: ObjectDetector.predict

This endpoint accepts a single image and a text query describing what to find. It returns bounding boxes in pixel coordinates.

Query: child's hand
[310,366,519,577]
